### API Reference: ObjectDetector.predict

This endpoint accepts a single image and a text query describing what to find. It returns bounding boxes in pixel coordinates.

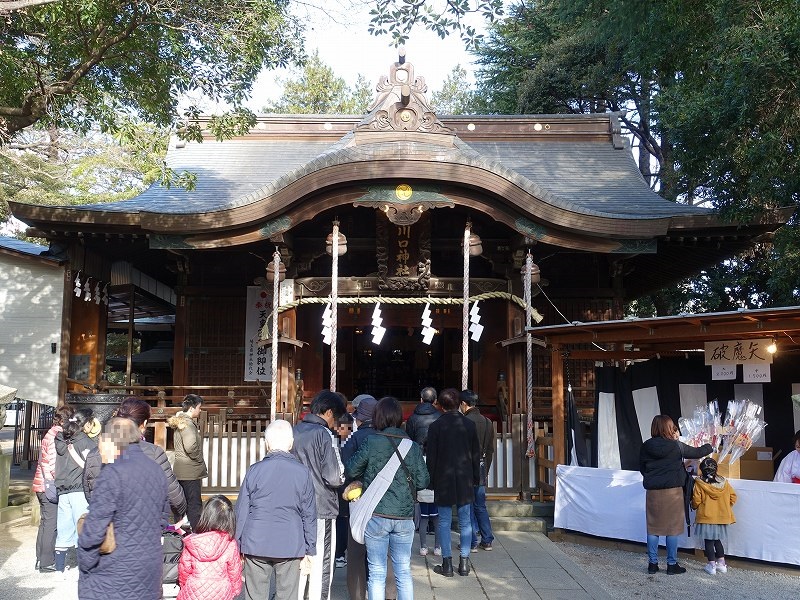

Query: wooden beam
[551,343,566,471]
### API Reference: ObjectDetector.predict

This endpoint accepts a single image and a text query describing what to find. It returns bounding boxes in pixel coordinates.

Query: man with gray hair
[236,420,317,600]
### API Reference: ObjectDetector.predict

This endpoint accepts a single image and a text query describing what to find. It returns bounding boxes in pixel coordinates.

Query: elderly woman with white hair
[235,419,317,600]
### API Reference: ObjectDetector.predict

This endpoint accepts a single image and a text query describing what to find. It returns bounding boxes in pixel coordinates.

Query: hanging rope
[525,252,535,458]
[330,221,340,392]
[462,224,470,391]
[259,292,538,339]
[270,249,281,422]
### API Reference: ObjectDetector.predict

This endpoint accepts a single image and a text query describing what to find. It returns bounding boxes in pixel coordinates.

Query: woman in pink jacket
[31,404,73,572]
[177,495,242,600]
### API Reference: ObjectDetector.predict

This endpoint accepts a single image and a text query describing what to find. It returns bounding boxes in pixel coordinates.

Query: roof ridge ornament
[357,47,453,135]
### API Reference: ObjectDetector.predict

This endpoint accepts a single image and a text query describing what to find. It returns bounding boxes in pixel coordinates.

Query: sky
[240,1,490,112]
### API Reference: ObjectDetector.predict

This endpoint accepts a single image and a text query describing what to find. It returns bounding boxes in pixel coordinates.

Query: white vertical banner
[734,383,765,445]
[792,383,800,434]
[679,383,708,418]
[244,285,272,382]
[597,392,621,470]
[632,386,660,444]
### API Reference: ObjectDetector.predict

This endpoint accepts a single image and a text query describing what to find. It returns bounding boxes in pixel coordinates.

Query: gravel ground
[555,539,800,600]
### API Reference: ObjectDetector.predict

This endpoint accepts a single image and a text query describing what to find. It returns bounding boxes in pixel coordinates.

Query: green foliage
[1,117,187,222]
[475,0,800,310]
[429,65,479,115]
[0,0,303,143]
[369,0,504,46]
[264,51,373,115]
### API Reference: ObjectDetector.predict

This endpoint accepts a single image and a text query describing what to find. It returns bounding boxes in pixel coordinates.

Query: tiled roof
[67,126,711,221]
[464,140,709,219]
[0,235,49,257]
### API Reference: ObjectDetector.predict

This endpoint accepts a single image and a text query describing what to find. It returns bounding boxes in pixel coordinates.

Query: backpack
[162,531,184,585]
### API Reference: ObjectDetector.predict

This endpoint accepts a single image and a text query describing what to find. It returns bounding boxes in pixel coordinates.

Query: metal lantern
[522,260,541,284]
[462,232,483,257]
[325,231,348,256]
[266,260,286,282]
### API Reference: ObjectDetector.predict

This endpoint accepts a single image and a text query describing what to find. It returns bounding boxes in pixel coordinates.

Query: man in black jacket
[460,389,496,551]
[426,388,481,578]
[404,386,441,450]
[293,390,346,600]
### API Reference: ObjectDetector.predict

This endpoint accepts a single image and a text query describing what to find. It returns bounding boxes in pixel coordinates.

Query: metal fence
[12,401,54,467]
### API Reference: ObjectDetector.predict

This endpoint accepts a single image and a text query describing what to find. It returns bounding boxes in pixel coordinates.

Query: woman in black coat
[639,414,712,575]
[426,388,481,578]
[78,418,169,600]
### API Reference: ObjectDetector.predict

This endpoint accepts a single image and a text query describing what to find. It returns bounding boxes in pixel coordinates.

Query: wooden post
[551,343,566,470]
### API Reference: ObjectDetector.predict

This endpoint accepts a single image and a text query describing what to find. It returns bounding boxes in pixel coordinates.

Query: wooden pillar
[551,343,566,468]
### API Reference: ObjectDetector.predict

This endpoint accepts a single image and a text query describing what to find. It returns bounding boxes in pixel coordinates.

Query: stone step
[489,516,548,533]
[487,500,554,518]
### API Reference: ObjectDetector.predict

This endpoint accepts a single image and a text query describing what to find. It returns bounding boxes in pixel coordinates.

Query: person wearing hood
[178,495,242,600]
[691,457,737,575]
[639,414,712,575]
[168,394,208,531]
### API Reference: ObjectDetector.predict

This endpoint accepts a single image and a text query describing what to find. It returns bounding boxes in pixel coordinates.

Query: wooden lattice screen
[185,295,247,386]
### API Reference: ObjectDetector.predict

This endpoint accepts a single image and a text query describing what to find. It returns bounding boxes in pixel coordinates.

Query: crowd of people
[32,385,498,600]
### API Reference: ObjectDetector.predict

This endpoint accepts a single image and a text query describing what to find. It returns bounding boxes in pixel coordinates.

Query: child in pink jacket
[177,495,242,600]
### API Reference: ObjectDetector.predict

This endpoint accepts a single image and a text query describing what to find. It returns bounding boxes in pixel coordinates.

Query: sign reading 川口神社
[704,338,773,366]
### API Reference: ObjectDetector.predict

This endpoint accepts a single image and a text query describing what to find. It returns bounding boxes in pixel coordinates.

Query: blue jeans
[470,486,494,546]
[437,504,472,559]
[55,491,89,549]
[647,534,678,565]
[364,516,414,600]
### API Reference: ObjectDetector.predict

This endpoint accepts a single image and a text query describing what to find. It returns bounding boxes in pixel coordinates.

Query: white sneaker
[419,546,429,556]
[704,562,716,575]
[433,546,442,556]
[715,561,728,573]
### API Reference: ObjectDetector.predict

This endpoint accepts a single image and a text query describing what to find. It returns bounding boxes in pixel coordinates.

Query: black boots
[433,557,454,577]
[458,556,471,576]
[666,563,687,574]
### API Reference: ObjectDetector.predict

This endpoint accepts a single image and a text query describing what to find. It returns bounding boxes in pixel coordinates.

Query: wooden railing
[48,391,562,497]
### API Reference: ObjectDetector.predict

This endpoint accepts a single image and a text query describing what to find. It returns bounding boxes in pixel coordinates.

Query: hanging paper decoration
[371,302,386,345]
[469,301,483,341]
[321,302,333,345]
[102,283,109,306]
[74,272,82,297]
[420,303,435,345]
[94,281,102,305]
[83,277,93,302]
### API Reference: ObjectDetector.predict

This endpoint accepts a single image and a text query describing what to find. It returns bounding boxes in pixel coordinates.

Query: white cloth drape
[555,465,800,566]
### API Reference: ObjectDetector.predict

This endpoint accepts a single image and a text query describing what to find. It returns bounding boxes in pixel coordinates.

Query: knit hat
[353,395,377,423]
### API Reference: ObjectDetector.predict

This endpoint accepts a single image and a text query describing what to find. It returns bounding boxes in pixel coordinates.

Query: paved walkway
[0,515,610,600]
[2,431,610,600]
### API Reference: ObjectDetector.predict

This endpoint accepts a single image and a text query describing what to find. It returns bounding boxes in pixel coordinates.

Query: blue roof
[0,236,50,257]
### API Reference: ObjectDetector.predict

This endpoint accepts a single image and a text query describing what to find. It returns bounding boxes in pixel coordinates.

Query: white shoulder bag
[349,438,412,544]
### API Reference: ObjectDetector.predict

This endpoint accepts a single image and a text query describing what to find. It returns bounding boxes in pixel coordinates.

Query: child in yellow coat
[691,457,737,575]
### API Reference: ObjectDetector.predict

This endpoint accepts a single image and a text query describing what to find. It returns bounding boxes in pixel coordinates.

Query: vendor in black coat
[426,388,481,578]
[78,418,169,600]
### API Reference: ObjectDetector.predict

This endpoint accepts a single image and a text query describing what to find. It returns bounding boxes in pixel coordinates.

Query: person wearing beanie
[341,394,397,600]
[292,390,346,600]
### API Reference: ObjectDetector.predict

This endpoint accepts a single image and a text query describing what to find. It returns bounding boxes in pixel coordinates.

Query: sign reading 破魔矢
[704,338,773,366]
